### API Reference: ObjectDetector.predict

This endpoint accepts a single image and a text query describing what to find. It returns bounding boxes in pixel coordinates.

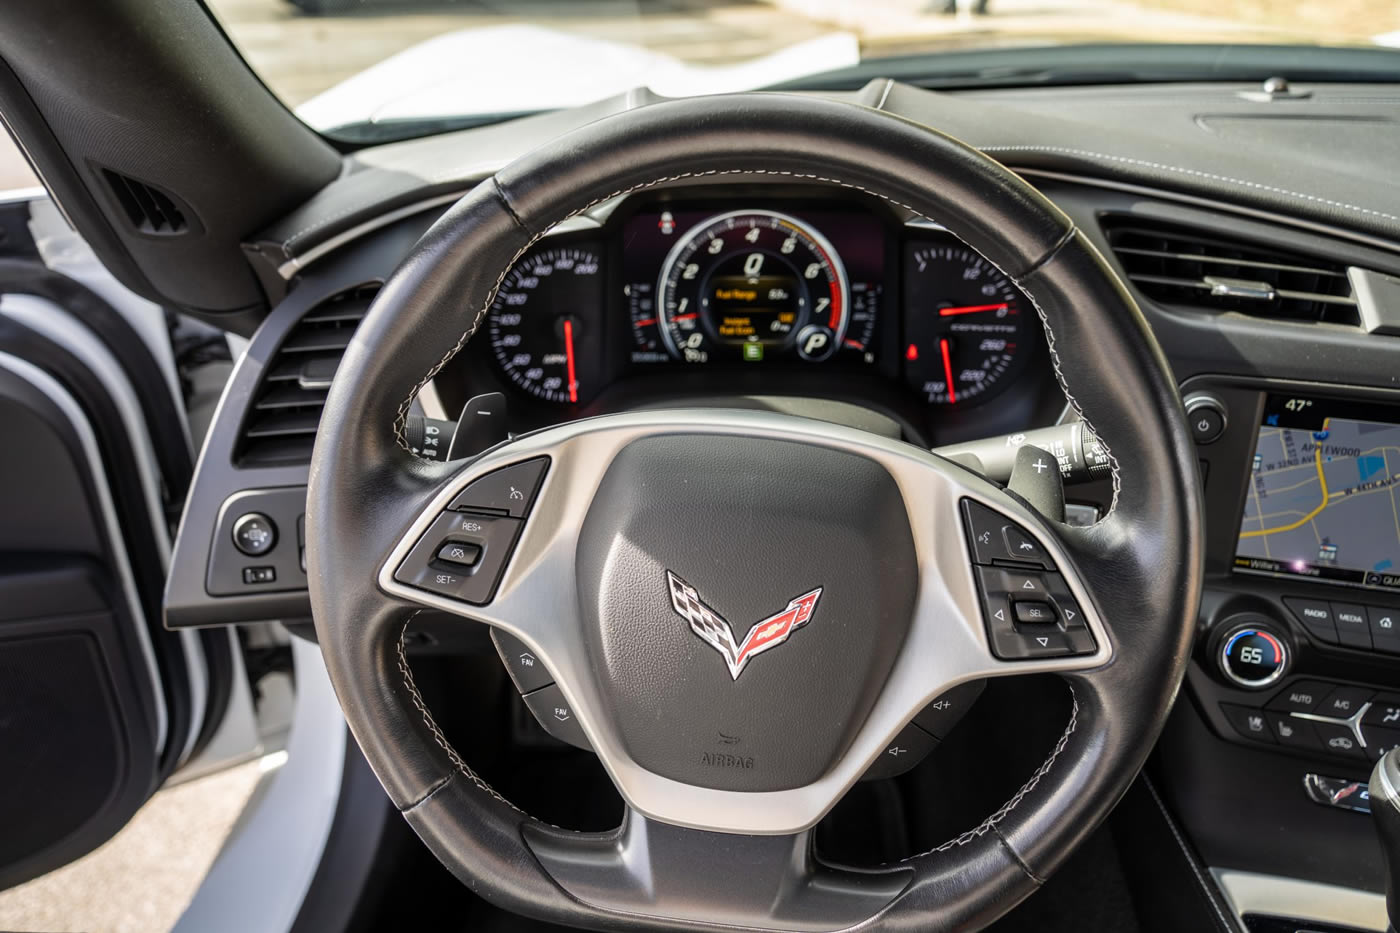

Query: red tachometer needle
[940,337,957,405]
[939,303,1008,317]
[563,317,578,404]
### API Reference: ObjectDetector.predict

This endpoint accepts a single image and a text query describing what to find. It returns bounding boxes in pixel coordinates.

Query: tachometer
[486,245,602,404]
[656,210,850,364]
[902,243,1033,406]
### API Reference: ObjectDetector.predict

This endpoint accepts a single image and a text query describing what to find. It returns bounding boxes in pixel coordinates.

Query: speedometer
[486,245,602,404]
[656,210,851,364]
[902,243,1033,406]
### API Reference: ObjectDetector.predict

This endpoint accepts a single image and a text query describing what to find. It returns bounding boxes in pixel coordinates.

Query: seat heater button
[449,457,549,518]
[1220,704,1275,744]
[522,683,591,750]
[491,629,554,694]
[1269,714,1323,752]
[861,722,938,780]
[1013,601,1057,624]
[436,542,482,567]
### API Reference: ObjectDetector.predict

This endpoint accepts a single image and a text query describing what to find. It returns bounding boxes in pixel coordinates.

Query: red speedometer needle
[939,303,1008,317]
[940,338,957,405]
[563,317,578,404]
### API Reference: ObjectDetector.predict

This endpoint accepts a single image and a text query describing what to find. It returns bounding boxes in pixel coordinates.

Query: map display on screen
[1235,395,1400,592]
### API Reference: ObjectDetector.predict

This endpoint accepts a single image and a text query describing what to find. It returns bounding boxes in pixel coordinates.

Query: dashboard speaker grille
[235,283,378,466]
[1102,218,1358,325]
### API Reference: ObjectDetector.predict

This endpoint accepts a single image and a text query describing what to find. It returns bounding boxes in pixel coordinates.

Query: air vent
[1103,219,1359,325]
[236,283,378,467]
[101,169,190,236]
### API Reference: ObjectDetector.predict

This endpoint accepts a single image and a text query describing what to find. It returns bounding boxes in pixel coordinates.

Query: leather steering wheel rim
[307,93,1204,932]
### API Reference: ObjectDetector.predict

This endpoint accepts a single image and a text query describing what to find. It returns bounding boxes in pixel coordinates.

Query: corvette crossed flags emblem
[665,570,822,680]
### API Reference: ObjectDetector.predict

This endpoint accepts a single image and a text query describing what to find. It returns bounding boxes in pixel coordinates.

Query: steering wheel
[307,94,1203,932]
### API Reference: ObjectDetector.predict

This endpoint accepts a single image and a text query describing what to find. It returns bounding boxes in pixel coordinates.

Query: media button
[1329,602,1373,650]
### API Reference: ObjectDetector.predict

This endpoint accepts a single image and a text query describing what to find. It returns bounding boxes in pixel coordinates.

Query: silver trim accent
[416,378,448,421]
[277,191,465,279]
[1212,868,1388,932]
[1216,624,1286,688]
[0,352,169,750]
[172,638,347,933]
[1292,700,1371,751]
[1012,167,1400,257]
[377,408,1112,835]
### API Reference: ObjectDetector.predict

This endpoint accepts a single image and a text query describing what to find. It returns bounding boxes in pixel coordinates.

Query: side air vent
[1103,218,1359,326]
[101,169,190,236]
[236,283,379,467]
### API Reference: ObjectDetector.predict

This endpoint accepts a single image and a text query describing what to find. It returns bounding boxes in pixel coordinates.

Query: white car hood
[296,25,860,132]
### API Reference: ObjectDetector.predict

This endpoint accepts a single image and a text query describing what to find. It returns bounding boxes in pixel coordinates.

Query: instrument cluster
[476,190,1045,424]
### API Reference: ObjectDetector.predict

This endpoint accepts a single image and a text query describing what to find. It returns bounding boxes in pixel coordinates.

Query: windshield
[207,0,1400,142]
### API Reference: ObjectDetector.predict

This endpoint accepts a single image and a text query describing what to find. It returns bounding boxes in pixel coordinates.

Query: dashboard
[159,79,1400,933]
[436,188,1056,445]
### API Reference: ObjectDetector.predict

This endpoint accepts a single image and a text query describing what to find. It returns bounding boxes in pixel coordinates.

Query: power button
[1185,394,1227,445]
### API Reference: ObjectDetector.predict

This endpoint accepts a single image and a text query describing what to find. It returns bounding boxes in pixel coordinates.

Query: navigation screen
[1235,394,1400,592]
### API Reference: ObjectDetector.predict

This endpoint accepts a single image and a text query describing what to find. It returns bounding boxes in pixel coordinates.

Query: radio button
[1330,603,1373,649]
[1283,597,1338,644]
[1367,606,1400,655]
[1265,679,1333,714]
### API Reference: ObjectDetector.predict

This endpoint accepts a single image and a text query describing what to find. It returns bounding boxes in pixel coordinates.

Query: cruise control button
[1316,685,1373,719]
[1366,727,1400,761]
[449,457,549,518]
[1265,679,1333,714]
[1367,606,1400,655]
[1013,601,1057,624]
[394,511,523,605]
[1330,603,1373,649]
[862,722,938,780]
[522,683,591,750]
[491,629,554,694]
[1312,721,1365,759]
[1221,704,1274,744]
[1268,714,1323,752]
[913,680,986,739]
[1363,694,1400,729]
[436,541,482,567]
[1283,597,1338,645]
[1001,526,1050,569]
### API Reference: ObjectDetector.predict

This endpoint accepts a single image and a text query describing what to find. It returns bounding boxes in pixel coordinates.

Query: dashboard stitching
[389,169,1123,519]
[1142,775,1240,933]
[980,147,1400,225]
[894,685,1078,862]
[396,612,526,815]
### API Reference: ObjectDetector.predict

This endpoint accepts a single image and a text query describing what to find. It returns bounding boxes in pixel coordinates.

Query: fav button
[522,683,591,750]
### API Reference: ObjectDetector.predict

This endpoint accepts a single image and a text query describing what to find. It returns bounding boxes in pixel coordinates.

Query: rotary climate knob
[1219,622,1289,688]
